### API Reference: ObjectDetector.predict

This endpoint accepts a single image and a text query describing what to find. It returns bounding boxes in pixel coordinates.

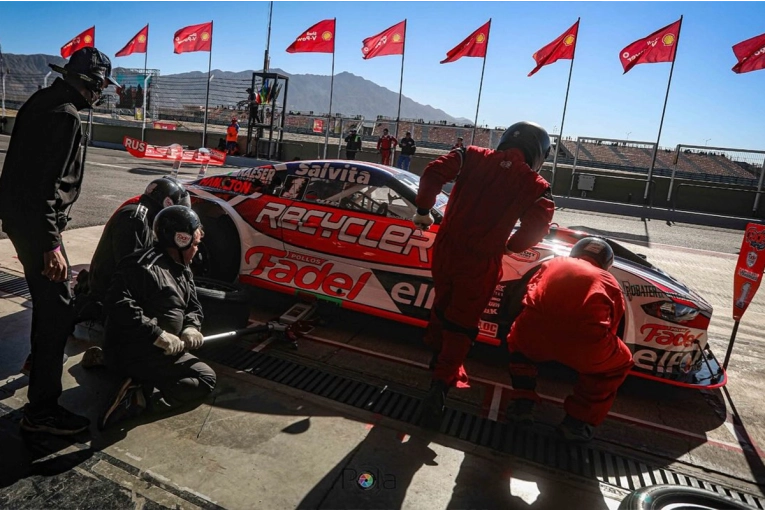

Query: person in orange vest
[226,117,240,155]
[377,128,397,166]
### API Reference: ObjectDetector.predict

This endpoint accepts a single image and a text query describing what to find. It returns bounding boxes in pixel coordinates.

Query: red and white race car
[185,160,725,389]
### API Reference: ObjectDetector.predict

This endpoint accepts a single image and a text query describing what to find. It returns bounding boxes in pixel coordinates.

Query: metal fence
[1,71,762,188]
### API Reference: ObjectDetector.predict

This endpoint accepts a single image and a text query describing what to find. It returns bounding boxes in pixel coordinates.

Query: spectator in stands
[344,128,362,160]
[397,131,416,171]
[377,128,398,166]
[452,137,465,150]
[226,117,240,154]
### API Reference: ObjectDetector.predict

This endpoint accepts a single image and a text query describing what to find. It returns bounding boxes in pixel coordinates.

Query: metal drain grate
[0,269,30,300]
[201,342,764,509]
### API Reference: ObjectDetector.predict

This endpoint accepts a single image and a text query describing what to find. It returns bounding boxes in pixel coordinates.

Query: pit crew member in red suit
[377,128,398,166]
[506,237,634,442]
[412,121,555,429]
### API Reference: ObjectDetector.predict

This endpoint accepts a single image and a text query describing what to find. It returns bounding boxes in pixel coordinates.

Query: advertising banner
[732,222,765,320]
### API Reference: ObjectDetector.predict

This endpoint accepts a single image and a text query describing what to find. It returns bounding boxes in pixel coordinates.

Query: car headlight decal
[641,301,699,324]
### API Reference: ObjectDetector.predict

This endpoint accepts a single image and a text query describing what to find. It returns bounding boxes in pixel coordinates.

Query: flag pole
[470,19,491,146]
[141,25,148,142]
[323,18,336,159]
[393,20,407,163]
[202,21,213,148]
[644,15,683,205]
[550,18,579,191]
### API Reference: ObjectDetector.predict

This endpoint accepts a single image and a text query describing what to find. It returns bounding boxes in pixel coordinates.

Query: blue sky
[1,1,764,150]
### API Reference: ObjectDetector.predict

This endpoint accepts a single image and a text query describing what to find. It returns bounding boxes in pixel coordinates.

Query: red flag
[116,25,149,57]
[173,22,213,54]
[286,19,335,53]
[361,21,406,60]
[528,20,579,77]
[440,20,491,64]
[620,18,682,74]
[732,32,765,74]
[61,26,95,59]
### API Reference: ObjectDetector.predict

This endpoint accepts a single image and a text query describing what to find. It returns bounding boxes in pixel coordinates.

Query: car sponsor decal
[235,166,277,185]
[294,162,373,185]
[371,270,434,321]
[621,281,684,302]
[257,202,435,268]
[245,245,371,300]
[639,323,699,349]
[507,249,540,263]
[197,175,257,195]
[631,344,701,375]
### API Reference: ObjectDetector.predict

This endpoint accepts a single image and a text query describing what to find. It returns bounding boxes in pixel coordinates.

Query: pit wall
[0,119,761,222]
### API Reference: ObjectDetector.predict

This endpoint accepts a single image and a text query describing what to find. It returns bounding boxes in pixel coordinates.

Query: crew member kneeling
[506,237,634,442]
[99,206,216,430]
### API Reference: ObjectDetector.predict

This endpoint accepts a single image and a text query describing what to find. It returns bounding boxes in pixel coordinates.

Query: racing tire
[195,277,252,336]
[617,485,753,510]
[193,210,241,283]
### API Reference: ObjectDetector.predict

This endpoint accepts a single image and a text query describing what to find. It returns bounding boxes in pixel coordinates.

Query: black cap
[50,47,119,89]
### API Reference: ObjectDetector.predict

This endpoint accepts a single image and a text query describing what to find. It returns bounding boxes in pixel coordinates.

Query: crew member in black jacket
[81,176,191,320]
[0,47,117,435]
[99,206,216,430]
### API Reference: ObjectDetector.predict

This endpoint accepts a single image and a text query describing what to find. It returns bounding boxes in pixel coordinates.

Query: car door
[278,174,436,320]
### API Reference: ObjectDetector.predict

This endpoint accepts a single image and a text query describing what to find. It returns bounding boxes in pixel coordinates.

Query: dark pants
[345,150,357,160]
[109,351,216,409]
[5,226,75,413]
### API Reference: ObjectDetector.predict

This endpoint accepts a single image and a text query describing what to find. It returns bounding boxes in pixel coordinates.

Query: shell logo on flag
[138,34,147,43]
[564,34,575,46]
[392,33,402,43]
[476,33,486,44]
[84,34,93,44]
[362,46,370,54]
[201,32,210,41]
[322,31,333,41]
[662,33,675,46]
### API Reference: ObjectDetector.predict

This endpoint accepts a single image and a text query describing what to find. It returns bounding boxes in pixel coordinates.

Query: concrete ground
[1,136,764,509]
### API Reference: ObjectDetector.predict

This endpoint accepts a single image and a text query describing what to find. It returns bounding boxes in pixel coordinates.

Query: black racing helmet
[153,205,201,251]
[496,121,551,172]
[144,176,191,209]
[50,47,119,92]
[570,237,614,270]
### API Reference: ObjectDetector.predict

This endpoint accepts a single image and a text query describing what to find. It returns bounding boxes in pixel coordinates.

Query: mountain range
[1,53,472,125]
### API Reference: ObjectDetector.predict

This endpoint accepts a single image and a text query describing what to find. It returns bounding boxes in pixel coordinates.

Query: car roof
[230,160,413,187]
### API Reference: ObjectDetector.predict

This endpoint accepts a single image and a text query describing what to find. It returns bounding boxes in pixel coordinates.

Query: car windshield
[393,172,449,215]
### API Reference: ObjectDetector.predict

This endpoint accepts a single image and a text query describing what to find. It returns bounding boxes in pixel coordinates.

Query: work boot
[99,378,147,431]
[20,404,90,435]
[420,380,449,430]
[557,415,595,443]
[81,346,105,369]
[506,398,535,426]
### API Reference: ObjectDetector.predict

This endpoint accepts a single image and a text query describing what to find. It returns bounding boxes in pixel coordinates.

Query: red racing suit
[507,256,634,426]
[416,146,555,388]
[377,135,397,165]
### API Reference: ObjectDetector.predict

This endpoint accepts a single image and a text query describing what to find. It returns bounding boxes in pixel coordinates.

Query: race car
[184,159,726,389]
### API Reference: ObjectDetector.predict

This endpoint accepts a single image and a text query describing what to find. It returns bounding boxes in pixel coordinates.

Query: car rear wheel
[192,208,241,283]
[618,485,753,510]
[195,276,252,336]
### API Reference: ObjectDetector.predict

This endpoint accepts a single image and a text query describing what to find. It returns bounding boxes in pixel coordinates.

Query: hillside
[1,53,472,125]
